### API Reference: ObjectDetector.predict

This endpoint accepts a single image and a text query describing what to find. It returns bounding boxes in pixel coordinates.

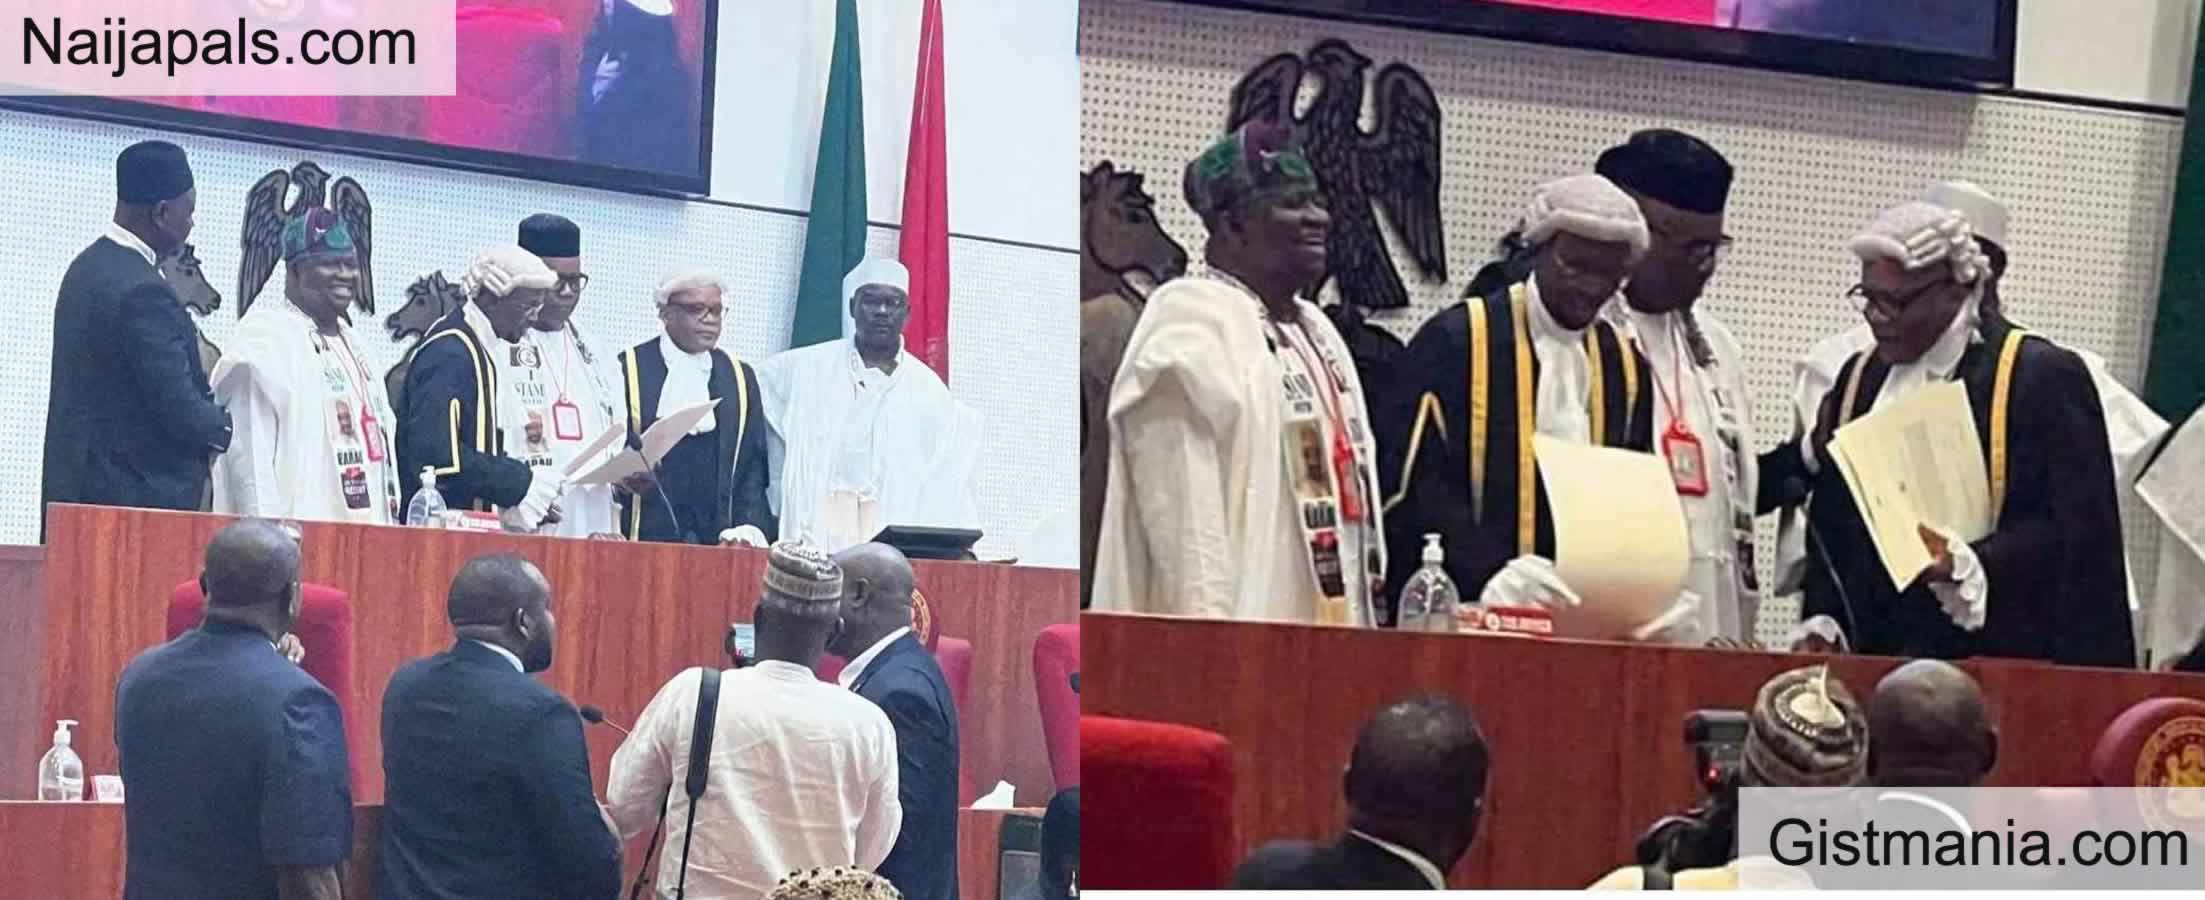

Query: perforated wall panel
[0,107,1075,563]
[1080,0,2181,646]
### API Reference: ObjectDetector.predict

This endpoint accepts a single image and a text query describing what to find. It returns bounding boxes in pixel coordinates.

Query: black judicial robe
[614,339,774,544]
[1798,315,2132,667]
[1381,284,1655,620]
[395,308,532,512]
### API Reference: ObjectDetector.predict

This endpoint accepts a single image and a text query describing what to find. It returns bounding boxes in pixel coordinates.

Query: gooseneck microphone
[578,705,632,737]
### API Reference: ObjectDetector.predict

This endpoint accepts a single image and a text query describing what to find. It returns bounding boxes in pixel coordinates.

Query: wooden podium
[0,505,1078,808]
[1083,612,2205,889]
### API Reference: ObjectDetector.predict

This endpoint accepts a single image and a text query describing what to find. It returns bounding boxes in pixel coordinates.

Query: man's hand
[1918,523,1955,582]
[277,633,305,665]
[616,471,656,497]
[587,532,625,542]
[544,503,564,527]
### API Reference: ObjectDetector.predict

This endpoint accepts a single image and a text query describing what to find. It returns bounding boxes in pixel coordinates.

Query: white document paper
[1532,436,1691,640]
[571,398,721,486]
[560,425,628,478]
[1825,381,1990,590]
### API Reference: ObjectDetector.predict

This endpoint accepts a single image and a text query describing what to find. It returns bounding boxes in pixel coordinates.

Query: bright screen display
[17,0,717,195]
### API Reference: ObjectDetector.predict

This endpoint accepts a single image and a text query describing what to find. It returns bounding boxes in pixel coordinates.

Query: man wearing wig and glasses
[1781,201,2131,667]
[613,271,774,546]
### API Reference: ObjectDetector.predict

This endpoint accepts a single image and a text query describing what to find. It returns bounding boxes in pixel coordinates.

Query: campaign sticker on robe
[1310,528,1347,597]
[511,344,541,369]
[551,397,584,441]
[340,465,370,510]
[1301,500,1340,531]
[1281,371,1319,421]
[519,410,555,469]
[1288,421,1335,499]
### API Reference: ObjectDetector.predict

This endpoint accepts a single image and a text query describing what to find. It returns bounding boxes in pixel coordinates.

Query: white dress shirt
[105,222,157,267]
[1348,829,1447,889]
[467,639,524,672]
[836,627,912,690]
[607,661,903,900]
[1524,278,1594,443]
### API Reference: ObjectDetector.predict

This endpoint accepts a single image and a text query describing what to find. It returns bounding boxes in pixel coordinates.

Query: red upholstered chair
[167,580,363,790]
[2090,697,2205,786]
[1033,623,1080,789]
[427,6,566,153]
[1082,716,1236,889]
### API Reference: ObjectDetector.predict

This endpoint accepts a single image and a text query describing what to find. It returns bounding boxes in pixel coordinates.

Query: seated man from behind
[1040,787,1081,900]
[374,553,621,900]
[115,519,350,900]
[1233,694,1488,890]
[1593,665,1868,890]
[1868,659,1996,787]
[607,542,903,900]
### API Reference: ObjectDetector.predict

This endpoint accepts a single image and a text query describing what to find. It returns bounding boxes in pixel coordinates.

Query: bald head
[203,519,301,609]
[447,553,549,627]
[1343,694,1489,869]
[829,543,916,656]
[1869,660,1996,787]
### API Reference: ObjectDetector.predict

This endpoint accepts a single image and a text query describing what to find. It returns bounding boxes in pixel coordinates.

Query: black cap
[1595,128,1732,215]
[117,140,194,205]
[518,213,581,258]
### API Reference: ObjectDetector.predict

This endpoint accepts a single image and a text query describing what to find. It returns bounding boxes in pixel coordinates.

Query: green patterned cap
[1183,120,1319,218]
[282,208,357,264]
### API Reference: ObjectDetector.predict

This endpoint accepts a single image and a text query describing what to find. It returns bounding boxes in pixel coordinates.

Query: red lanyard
[1649,324,1693,437]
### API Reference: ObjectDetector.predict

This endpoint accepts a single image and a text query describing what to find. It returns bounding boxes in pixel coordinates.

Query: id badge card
[1664,426,1709,496]
[551,396,584,441]
[360,409,387,462]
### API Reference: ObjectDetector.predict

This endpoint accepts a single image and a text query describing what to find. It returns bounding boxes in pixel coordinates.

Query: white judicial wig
[461,244,557,299]
[654,271,727,309]
[1847,201,1987,285]
[1521,173,1651,260]
[1923,180,2009,247]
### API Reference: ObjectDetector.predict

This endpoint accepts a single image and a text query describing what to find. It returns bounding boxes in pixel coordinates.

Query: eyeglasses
[668,301,724,321]
[554,273,590,294]
[1846,280,1945,315]
[1647,222,1735,266]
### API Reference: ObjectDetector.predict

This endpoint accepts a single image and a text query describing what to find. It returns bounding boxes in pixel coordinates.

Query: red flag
[898,0,952,380]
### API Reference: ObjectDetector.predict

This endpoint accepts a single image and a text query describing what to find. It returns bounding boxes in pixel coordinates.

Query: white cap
[621,0,675,16]
[1848,201,1986,285]
[54,719,76,746]
[843,257,910,301]
[1921,180,2008,247]
[1422,532,1445,565]
[1521,174,1650,261]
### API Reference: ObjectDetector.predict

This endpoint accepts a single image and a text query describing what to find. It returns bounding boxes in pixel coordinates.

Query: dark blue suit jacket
[375,641,621,900]
[853,632,962,900]
[115,619,353,900]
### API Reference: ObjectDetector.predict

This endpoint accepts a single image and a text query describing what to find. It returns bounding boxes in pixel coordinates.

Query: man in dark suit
[1234,695,1488,890]
[43,140,232,527]
[115,519,349,900]
[831,542,960,900]
[395,246,566,529]
[374,552,621,900]
[615,273,774,544]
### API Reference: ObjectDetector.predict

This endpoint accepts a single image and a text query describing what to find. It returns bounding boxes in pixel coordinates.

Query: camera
[1634,710,1746,876]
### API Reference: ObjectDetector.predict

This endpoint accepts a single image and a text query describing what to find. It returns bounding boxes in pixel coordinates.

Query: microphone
[579,705,631,737]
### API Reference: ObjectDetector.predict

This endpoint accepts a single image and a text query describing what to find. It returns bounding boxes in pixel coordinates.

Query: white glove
[1924,525,1987,631]
[502,468,568,532]
[719,525,768,548]
[1628,591,1707,645]
[1479,555,1582,611]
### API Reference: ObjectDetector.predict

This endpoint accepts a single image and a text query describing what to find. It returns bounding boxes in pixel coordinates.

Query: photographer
[1592,666,1868,889]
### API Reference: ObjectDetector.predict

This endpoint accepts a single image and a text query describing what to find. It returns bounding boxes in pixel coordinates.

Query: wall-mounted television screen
[4,0,718,197]
[1162,0,2017,89]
